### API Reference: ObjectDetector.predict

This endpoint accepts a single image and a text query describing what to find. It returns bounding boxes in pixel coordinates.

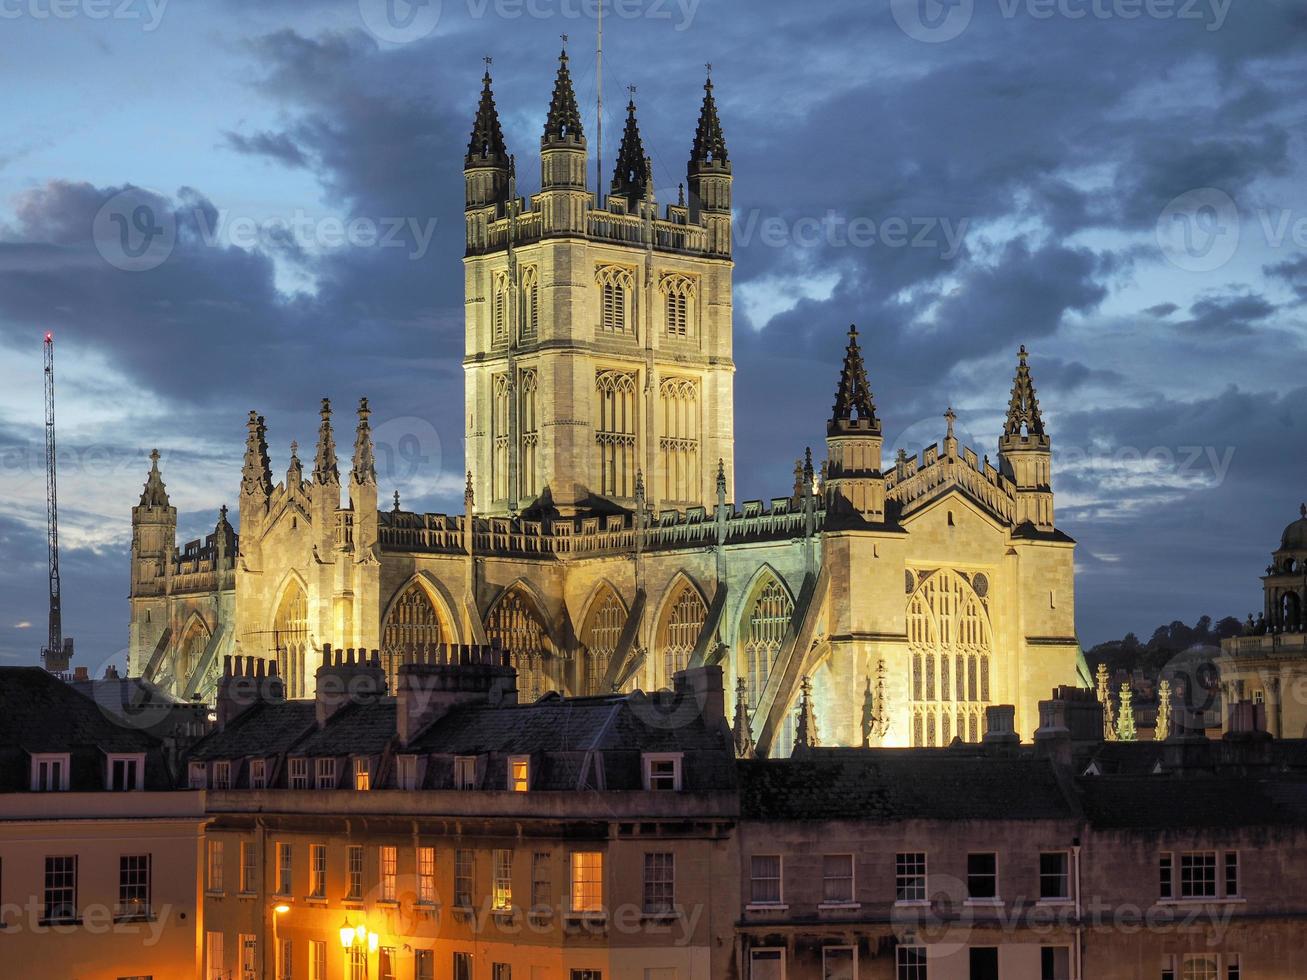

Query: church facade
[127,54,1085,756]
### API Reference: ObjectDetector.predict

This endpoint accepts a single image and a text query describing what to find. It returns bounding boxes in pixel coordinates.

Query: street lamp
[339,918,381,978]
[272,904,290,980]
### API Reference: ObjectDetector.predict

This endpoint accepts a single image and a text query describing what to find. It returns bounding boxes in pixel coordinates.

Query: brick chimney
[396,644,518,746]
[314,645,387,728]
[216,655,285,729]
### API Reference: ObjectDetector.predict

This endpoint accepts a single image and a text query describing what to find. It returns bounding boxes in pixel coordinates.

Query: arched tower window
[492,270,510,346]
[273,582,309,699]
[492,374,511,502]
[659,377,700,503]
[580,586,627,695]
[660,274,696,338]
[486,588,553,703]
[520,266,539,342]
[596,265,634,334]
[740,576,794,712]
[382,583,449,692]
[519,368,538,499]
[653,579,707,691]
[595,371,638,498]
[907,569,993,747]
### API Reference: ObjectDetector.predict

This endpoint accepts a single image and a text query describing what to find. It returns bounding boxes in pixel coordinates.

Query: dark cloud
[223,130,312,169]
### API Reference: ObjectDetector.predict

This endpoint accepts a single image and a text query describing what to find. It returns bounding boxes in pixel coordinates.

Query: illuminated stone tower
[463,56,736,515]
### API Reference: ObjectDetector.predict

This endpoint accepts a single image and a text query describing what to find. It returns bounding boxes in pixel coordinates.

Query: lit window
[397,755,419,791]
[354,758,371,792]
[347,845,363,900]
[380,846,397,902]
[1180,852,1217,899]
[31,753,70,792]
[250,759,267,789]
[206,840,224,893]
[1039,852,1069,900]
[42,855,77,923]
[309,844,326,898]
[896,852,927,903]
[455,849,474,908]
[213,761,231,790]
[279,938,293,980]
[275,842,292,896]
[750,855,782,906]
[188,762,207,790]
[570,851,604,914]
[309,941,326,980]
[642,852,674,915]
[206,932,225,980]
[643,754,682,792]
[821,854,854,905]
[493,849,513,912]
[315,758,336,790]
[288,758,308,789]
[418,846,436,904]
[118,854,151,919]
[509,756,531,792]
[455,756,478,790]
[349,945,366,980]
[966,853,998,900]
[1041,947,1071,980]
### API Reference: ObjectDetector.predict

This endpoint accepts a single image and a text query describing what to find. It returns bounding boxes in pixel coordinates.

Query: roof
[1079,774,1307,829]
[188,700,317,761]
[739,749,1079,822]
[0,667,172,791]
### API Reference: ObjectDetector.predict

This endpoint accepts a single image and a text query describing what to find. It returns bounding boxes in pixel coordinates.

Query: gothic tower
[463,59,735,516]
[998,346,1054,530]
[825,325,885,522]
[128,450,176,676]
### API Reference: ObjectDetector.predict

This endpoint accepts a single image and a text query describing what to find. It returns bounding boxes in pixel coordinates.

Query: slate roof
[295,701,396,757]
[0,667,173,791]
[739,749,1078,822]
[1078,774,1307,829]
[188,701,317,760]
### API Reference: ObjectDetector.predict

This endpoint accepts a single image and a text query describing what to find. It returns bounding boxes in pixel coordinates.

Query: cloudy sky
[1,0,1305,670]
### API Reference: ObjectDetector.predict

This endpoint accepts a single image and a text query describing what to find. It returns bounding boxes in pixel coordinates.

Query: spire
[1002,345,1047,443]
[689,70,729,172]
[1096,663,1117,742]
[543,48,584,144]
[1116,682,1137,742]
[793,675,820,754]
[732,677,755,759]
[287,441,303,488]
[139,449,170,508]
[241,412,272,498]
[1156,679,1173,741]
[467,67,509,167]
[829,325,880,435]
[716,458,727,498]
[313,398,339,486]
[611,96,649,209]
[352,397,376,487]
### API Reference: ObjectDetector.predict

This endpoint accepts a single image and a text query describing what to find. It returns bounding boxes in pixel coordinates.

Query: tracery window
[659,377,700,503]
[653,580,707,691]
[660,274,696,338]
[907,569,993,747]
[492,374,511,502]
[596,265,634,334]
[580,587,626,695]
[492,270,510,345]
[382,583,447,691]
[595,370,638,498]
[273,583,309,699]
[486,589,552,703]
[741,577,794,712]
[520,266,539,342]
[177,618,210,695]
[519,368,538,499]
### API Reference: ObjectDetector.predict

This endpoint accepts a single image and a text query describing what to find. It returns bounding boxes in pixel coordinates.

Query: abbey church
[127,52,1086,756]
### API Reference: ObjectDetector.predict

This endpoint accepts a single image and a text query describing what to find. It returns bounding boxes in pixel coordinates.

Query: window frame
[642,753,683,792]
[353,756,371,792]
[117,853,152,920]
[206,839,225,894]
[417,845,437,905]
[569,850,605,916]
[822,946,857,980]
[642,851,676,916]
[288,757,308,790]
[31,753,70,792]
[454,756,478,791]
[274,842,292,896]
[750,947,786,980]
[492,848,513,913]
[1038,851,1071,902]
[239,839,257,894]
[213,760,231,790]
[188,761,208,790]
[42,854,78,925]
[308,843,326,899]
[895,945,927,980]
[346,844,364,900]
[314,757,336,790]
[965,852,1000,902]
[748,854,784,908]
[895,851,928,904]
[397,754,419,791]
[508,755,531,792]
[379,845,398,903]
[106,752,146,791]
[819,853,856,908]
[249,758,267,790]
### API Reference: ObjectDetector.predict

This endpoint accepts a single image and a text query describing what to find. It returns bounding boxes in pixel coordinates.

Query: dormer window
[213,761,231,790]
[288,757,308,789]
[509,755,531,792]
[107,754,146,792]
[454,756,478,790]
[397,755,419,791]
[315,758,336,790]
[31,753,70,792]
[249,759,267,790]
[188,762,207,790]
[642,753,683,792]
[353,757,371,791]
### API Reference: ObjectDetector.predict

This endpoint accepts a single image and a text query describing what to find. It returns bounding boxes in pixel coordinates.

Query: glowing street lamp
[339,918,356,949]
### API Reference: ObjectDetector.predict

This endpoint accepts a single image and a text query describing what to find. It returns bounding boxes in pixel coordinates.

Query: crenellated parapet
[886,440,1018,526]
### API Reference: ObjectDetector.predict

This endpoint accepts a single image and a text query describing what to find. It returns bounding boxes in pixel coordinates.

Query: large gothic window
[382,583,448,692]
[176,617,210,696]
[660,274,696,338]
[520,266,539,342]
[519,368,538,499]
[907,569,993,747]
[652,579,707,692]
[595,371,638,498]
[486,588,553,703]
[659,378,700,503]
[492,374,511,502]
[740,576,794,713]
[596,265,634,334]
[580,586,627,695]
[273,582,309,699]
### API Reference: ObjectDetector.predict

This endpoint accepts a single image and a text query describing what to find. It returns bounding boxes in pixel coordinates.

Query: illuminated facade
[128,55,1085,753]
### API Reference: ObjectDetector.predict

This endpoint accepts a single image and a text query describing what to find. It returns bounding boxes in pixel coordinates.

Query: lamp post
[271,904,289,980]
[339,918,379,979]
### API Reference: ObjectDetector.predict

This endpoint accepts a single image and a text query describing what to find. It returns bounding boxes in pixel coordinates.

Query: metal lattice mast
[42,332,64,668]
